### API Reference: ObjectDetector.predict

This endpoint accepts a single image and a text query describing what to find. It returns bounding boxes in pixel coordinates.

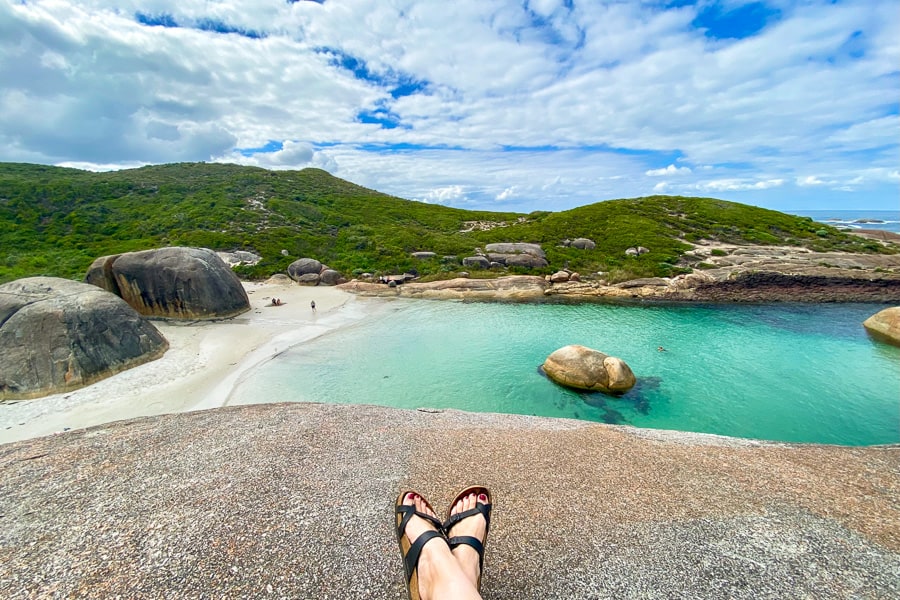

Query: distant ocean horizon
[786,209,900,234]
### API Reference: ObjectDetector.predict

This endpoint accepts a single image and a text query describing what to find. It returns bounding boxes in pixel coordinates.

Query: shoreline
[3,257,898,444]
[0,281,377,444]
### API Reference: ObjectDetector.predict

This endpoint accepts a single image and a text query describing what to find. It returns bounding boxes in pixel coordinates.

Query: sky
[1,0,897,213]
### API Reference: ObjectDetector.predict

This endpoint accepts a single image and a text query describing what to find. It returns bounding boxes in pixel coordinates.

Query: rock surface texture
[863,306,900,346]
[542,344,636,393]
[86,247,250,319]
[0,277,168,399]
[0,403,896,599]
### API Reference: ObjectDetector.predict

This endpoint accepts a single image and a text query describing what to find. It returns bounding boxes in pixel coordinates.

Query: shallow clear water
[231,300,900,446]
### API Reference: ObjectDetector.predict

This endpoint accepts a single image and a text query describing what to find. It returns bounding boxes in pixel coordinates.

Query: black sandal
[395,491,447,600]
[442,486,492,591]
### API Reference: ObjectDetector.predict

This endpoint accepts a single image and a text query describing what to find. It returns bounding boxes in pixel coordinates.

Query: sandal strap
[448,535,485,573]
[396,504,444,538]
[442,502,491,536]
[403,530,446,583]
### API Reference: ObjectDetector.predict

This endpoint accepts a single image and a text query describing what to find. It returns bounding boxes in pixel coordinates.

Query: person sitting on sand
[395,486,492,600]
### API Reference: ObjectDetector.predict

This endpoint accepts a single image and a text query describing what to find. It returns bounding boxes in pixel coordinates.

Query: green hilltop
[0,162,890,285]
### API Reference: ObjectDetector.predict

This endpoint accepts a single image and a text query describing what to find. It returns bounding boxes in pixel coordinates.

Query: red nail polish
[479,494,487,501]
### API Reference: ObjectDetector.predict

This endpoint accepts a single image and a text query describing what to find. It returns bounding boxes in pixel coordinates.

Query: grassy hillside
[0,162,890,285]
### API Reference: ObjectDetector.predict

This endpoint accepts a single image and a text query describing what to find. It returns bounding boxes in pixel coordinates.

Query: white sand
[0,282,377,444]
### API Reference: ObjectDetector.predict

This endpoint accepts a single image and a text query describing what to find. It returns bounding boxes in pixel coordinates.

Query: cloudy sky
[1,0,897,212]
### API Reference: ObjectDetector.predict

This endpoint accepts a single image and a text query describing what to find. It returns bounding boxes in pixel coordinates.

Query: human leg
[396,492,483,600]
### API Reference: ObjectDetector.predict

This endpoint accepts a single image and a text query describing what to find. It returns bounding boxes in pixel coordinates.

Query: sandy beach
[0,281,374,445]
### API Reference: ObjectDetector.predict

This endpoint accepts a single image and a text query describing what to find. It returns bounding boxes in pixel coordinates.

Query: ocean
[229,299,900,446]
[788,209,900,234]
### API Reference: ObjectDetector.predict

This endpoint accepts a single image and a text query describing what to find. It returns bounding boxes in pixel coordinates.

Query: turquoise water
[231,300,900,446]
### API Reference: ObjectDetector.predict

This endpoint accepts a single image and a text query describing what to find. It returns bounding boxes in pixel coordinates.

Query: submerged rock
[542,345,636,394]
[0,277,168,399]
[863,307,900,346]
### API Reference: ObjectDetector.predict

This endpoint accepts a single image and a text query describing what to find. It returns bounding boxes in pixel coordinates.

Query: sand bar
[0,281,375,444]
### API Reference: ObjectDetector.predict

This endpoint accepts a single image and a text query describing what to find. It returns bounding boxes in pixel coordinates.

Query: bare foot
[447,491,489,588]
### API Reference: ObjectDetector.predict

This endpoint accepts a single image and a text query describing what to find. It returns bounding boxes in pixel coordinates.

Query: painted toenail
[479,494,487,501]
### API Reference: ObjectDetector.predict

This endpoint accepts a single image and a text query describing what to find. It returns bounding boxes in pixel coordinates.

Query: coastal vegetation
[0,162,891,285]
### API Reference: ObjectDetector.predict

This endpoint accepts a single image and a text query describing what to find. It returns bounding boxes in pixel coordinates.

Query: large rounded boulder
[86,247,250,320]
[287,258,323,280]
[863,307,900,346]
[542,345,636,394]
[0,277,169,399]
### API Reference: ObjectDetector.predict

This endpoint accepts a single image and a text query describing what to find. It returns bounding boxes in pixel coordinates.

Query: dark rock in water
[87,247,250,320]
[287,258,323,280]
[0,277,168,399]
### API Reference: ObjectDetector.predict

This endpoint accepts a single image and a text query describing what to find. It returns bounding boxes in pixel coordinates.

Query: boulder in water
[863,307,900,346]
[542,345,636,394]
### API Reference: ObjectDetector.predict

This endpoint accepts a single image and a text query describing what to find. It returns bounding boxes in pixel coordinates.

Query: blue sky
[0,0,897,212]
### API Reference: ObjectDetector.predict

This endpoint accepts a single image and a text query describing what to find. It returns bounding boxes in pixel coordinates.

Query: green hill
[0,162,890,285]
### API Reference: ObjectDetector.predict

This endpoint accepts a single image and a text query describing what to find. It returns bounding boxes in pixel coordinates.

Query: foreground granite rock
[87,247,250,319]
[863,306,900,346]
[0,404,896,599]
[0,277,168,399]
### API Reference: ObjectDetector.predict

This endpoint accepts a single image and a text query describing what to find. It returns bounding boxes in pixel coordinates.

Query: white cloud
[495,186,516,201]
[0,0,897,210]
[419,185,468,205]
[646,164,692,177]
[797,175,825,186]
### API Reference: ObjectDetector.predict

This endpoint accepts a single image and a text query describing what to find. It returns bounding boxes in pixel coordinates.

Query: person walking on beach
[395,486,491,600]
[310,300,316,312]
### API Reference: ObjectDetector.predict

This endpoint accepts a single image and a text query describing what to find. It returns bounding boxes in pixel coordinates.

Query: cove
[229,300,900,446]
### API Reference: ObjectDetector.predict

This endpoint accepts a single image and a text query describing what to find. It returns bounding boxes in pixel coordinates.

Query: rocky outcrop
[562,238,596,250]
[483,243,549,269]
[319,269,345,286]
[86,247,250,320]
[542,345,636,393]
[463,256,491,269]
[863,307,900,346]
[411,252,437,260]
[0,277,168,399]
[484,243,545,257]
[216,250,261,267]
[287,258,345,286]
[340,275,549,301]
[287,258,323,279]
[0,403,896,599]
